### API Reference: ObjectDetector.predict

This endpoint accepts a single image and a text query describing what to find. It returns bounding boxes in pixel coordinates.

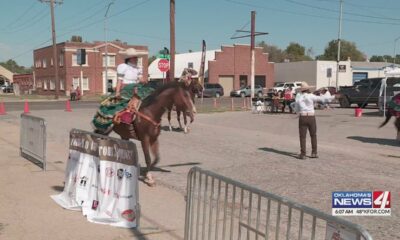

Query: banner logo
[332,191,391,216]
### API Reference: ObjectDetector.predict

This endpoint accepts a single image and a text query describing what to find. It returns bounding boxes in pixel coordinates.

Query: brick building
[148,44,274,94]
[13,73,34,94]
[208,44,274,94]
[33,41,148,96]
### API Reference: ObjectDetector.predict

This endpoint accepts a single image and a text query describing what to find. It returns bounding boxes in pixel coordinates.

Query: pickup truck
[338,77,400,108]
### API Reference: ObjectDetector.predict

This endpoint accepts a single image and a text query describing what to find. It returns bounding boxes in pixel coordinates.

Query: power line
[285,0,400,22]
[225,0,400,26]
[5,1,38,28]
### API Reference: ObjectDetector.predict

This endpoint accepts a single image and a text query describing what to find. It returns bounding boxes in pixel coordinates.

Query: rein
[134,109,160,128]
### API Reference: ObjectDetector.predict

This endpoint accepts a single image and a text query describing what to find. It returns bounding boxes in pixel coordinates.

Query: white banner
[51,129,140,228]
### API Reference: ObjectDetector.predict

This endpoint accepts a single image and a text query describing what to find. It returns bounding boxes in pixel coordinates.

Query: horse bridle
[132,86,194,128]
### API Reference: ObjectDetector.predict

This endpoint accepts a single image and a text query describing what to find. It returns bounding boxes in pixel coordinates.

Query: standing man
[294,82,339,159]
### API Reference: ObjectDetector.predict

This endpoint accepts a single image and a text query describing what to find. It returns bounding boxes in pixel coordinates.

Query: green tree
[284,42,313,62]
[317,40,366,61]
[257,41,285,63]
[369,55,398,63]
[0,59,32,74]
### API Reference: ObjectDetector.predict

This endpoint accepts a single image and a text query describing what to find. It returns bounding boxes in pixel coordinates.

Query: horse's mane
[141,81,185,108]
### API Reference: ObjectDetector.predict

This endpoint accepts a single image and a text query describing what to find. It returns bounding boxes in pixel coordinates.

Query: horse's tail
[379,112,392,128]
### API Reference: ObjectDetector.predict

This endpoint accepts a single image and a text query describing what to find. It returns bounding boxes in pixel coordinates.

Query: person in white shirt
[294,82,338,159]
[92,48,154,133]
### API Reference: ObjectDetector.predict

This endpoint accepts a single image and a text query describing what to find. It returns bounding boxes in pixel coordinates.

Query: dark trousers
[299,116,317,155]
[70,93,76,101]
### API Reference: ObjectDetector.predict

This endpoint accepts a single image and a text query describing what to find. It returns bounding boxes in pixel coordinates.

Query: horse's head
[174,84,197,122]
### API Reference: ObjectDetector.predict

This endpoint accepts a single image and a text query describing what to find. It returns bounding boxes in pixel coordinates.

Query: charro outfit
[295,89,334,158]
[92,61,154,133]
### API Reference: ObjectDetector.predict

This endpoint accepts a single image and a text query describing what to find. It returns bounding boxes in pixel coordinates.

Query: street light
[393,36,400,64]
[104,1,114,94]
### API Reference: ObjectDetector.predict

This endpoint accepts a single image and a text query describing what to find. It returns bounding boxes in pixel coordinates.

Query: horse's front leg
[141,137,155,186]
[396,117,400,141]
[177,110,183,130]
[183,111,191,134]
[167,108,173,131]
[149,138,160,168]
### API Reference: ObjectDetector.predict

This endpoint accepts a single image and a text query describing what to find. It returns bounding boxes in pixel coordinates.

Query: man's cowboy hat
[298,81,315,92]
[122,48,148,59]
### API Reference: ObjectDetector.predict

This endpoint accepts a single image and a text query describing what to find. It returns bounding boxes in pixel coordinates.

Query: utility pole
[335,0,343,90]
[40,0,63,99]
[104,1,114,95]
[250,11,255,99]
[231,11,268,98]
[169,0,175,82]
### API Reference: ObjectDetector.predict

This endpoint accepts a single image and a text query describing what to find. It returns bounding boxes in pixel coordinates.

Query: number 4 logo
[373,191,391,208]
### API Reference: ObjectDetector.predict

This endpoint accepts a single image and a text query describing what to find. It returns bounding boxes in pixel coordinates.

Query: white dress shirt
[295,92,335,114]
[117,63,143,84]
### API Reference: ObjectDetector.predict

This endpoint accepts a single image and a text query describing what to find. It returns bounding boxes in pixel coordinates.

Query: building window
[59,54,64,67]
[60,79,64,90]
[50,79,55,90]
[72,54,89,66]
[36,80,42,88]
[102,55,116,67]
[43,80,48,90]
[73,77,89,90]
[42,59,47,68]
[35,60,41,68]
[50,58,53,66]
[352,72,368,84]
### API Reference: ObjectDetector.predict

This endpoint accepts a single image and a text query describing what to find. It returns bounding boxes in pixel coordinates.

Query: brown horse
[98,82,196,186]
[379,93,400,141]
[379,112,400,141]
[167,80,203,133]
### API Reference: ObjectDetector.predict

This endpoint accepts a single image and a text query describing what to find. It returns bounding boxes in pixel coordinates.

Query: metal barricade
[20,114,47,170]
[184,167,373,240]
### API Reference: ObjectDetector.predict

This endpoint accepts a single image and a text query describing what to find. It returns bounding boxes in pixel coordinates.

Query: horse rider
[92,48,154,133]
[179,68,198,86]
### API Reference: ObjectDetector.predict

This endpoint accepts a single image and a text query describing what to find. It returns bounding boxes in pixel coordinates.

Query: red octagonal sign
[158,59,170,72]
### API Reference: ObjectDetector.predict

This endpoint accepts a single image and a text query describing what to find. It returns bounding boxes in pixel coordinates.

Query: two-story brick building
[33,40,148,96]
[148,44,275,94]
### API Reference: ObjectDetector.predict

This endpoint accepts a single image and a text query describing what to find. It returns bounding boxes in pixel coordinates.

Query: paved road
[1,105,396,239]
[1,97,252,112]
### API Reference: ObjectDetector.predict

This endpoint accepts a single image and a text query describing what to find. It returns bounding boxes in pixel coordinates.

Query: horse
[379,93,400,141]
[167,80,203,133]
[96,82,196,186]
[379,112,400,142]
[167,68,203,133]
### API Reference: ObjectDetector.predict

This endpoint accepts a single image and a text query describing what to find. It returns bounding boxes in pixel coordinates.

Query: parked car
[3,85,13,93]
[338,78,388,108]
[202,83,224,98]
[230,85,264,97]
[271,82,302,93]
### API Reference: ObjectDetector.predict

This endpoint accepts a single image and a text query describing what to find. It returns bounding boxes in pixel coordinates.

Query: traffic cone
[65,100,72,112]
[23,100,30,114]
[0,101,6,115]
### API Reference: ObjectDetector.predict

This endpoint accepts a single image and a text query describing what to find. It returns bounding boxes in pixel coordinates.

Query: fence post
[231,98,234,111]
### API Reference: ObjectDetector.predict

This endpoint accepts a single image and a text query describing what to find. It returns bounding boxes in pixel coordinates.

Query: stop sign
[158,59,170,72]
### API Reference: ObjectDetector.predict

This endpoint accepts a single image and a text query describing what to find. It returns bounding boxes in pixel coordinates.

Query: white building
[275,60,399,89]
[0,65,14,85]
[148,50,216,80]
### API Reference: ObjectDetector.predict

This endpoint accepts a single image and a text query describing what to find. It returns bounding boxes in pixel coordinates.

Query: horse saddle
[113,97,142,124]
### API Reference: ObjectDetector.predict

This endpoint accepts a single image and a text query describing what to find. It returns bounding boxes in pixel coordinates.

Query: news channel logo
[332,191,391,216]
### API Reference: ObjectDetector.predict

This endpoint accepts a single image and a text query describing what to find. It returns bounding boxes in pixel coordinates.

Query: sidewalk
[0,93,103,102]
[0,116,186,240]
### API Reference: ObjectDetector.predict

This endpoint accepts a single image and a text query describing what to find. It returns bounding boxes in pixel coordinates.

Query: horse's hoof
[144,177,156,187]
[169,125,172,131]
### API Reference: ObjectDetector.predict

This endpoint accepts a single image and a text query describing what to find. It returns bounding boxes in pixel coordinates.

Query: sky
[1,0,400,67]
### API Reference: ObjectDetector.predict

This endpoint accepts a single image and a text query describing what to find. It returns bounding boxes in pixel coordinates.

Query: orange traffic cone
[24,100,30,114]
[0,101,6,115]
[65,100,72,112]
